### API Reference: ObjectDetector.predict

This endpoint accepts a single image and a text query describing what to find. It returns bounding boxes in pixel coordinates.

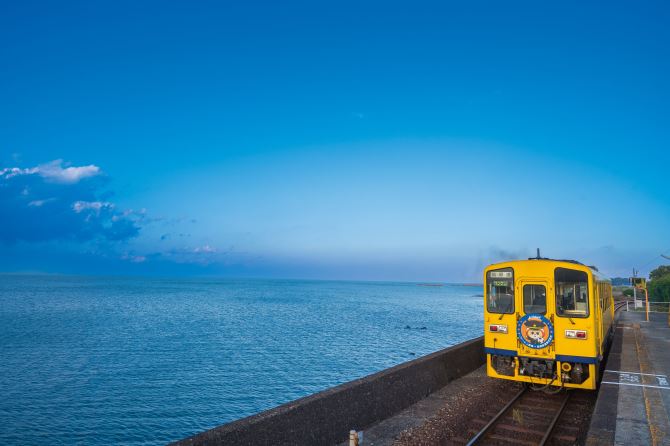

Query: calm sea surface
[0,275,483,445]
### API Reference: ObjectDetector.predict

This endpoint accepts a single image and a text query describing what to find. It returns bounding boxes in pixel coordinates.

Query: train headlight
[489,324,508,333]
[565,329,587,339]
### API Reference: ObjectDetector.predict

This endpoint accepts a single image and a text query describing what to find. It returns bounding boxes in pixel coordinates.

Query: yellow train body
[484,258,614,390]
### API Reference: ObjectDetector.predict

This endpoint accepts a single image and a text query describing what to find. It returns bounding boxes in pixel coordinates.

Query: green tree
[648,275,670,303]
[649,265,670,281]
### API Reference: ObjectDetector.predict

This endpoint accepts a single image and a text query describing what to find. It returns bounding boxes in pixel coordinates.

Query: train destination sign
[489,271,513,279]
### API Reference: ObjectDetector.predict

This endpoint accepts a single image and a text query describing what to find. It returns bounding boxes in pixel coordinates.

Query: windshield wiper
[498,303,513,320]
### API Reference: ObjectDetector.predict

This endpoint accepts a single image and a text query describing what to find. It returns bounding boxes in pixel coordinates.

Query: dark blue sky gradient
[1,1,668,280]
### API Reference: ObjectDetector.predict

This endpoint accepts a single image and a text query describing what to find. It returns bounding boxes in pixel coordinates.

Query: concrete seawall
[172,336,484,446]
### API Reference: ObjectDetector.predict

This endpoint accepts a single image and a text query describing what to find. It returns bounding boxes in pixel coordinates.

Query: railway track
[467,387,578,446]
[614,301,628,312]
[460,301,626,446]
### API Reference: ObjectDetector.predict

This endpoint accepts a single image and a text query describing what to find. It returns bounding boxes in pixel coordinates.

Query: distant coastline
[417,282,483,287]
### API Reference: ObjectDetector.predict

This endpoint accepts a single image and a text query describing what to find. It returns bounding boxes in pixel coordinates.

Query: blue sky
[1,1,668,281]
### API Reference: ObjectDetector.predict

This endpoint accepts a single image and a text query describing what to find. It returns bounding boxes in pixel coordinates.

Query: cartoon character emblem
[517,314,554,349]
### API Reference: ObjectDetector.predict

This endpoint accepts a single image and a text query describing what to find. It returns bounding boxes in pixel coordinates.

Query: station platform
[587,310,670,446]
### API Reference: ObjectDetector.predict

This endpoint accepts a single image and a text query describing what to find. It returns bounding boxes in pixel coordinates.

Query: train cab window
[555,268,589,318]
[487,268,514,314]
[523,285,546,314]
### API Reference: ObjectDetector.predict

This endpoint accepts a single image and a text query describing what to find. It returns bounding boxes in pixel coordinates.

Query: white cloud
[1,159,101,184]
[193,244,216,253]
[38,160,101,183]
[0,167,38,178]
[121,254,147,263]
[28,198,57,207]
[72,201,114,213]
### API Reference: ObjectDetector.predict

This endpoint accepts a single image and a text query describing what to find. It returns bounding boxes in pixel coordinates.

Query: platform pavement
[587,310,670,446]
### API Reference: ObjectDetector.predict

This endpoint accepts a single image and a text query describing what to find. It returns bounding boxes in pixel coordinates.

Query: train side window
[607,286,611,309]
[523,284,546,314]
[598,283,605,309]
[555,268,589,318]
[487,268,514,314]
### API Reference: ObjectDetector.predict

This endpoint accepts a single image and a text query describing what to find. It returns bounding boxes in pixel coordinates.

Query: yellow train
[484,256,614,389]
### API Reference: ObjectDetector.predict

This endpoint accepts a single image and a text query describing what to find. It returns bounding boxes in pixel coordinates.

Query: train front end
[483,259,602,390]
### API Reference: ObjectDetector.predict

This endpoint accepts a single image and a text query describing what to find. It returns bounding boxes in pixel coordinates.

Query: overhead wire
[638,248,670,274]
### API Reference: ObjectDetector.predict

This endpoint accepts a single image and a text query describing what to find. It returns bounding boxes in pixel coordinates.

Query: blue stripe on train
[485,348,599,365]
[555,354,599,364]
[484,347,517,357]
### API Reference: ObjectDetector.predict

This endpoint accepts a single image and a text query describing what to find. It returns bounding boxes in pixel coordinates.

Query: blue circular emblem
[517,314,554,349]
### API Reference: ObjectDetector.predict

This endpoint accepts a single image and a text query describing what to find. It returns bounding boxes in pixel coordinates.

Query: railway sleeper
[499,410,557,423]
[487,433,538,446]
[495,423,548,435]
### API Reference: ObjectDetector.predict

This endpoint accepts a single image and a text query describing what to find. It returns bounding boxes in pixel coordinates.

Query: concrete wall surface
[172,336,484,446]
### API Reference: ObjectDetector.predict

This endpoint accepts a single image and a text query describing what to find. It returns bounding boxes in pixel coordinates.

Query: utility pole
[633,268,638,308]
[645,287,649,322]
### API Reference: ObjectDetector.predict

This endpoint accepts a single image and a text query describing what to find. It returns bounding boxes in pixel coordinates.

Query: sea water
[0,275,483,445]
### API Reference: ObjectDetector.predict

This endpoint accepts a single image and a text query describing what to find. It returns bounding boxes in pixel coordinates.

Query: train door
[517,279,555,359]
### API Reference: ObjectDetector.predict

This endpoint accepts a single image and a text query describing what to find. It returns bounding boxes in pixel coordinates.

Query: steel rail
[538,390,571,446]
[465,386,527,446]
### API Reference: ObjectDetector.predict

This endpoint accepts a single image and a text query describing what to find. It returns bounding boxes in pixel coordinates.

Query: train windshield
[555,268,589,317]
[487,268,514,314]
[523,284,546,314]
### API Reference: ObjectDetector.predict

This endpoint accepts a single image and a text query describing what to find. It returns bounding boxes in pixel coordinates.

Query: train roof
[485,258,611,282]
